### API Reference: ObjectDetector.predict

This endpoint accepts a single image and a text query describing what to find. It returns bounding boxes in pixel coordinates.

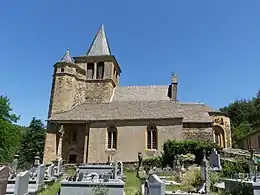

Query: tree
[18,117,46,169]
[0,119,23,163]
[220,91,260,147]
[0,95,20,123]
[0,95,23,163]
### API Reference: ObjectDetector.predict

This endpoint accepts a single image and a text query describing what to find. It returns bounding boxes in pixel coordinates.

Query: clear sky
[0,1,260,126]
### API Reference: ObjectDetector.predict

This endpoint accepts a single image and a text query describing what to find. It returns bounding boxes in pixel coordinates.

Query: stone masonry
[43,24,232,164]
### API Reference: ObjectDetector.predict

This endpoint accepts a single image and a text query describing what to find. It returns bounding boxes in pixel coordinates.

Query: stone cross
[248,146,257,181]
[57,158,63,174]
[113,160,118,179]
[59,124,64,138]
[118,161,123,177]
[249,146,255,160]
[138,152,143,168]
[34,152,41,167]
[0,165,9,195]
[11,154,19,175]
[199,149,210,194]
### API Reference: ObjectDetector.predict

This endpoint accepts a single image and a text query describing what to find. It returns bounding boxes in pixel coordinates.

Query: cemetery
[2,140,260,195]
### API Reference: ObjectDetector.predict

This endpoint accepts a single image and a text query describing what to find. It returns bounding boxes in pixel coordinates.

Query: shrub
[143,156,162,170]
[162,140,217,167]
[221,158,249,177]
[182,165,201,189]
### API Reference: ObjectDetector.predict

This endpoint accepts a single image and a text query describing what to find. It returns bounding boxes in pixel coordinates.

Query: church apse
[212,115,232,148]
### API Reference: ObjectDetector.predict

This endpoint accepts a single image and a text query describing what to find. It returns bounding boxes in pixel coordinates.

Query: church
[43,25,232,164]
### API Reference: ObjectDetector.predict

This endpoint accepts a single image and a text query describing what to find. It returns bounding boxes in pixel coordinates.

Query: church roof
[60,50,74,63]
[87,24,112,56]
[49,85,215,122]
[112,86,170,101]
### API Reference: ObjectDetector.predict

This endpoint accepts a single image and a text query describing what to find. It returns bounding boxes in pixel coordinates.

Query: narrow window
[87,63,94,79]
[97,62,104,79]
[258,136,260,148]
[71,129,77,143]
[61,68,64,73]
[147,125,157,150]
[107,127,117,149]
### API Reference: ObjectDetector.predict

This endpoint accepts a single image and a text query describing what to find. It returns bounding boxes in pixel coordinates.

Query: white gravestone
[14,171,30,195]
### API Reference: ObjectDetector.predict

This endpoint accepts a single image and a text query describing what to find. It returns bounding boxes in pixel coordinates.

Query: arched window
[147,125,157,150]
[107,126,117,149]
[87,63,94,79]
[97,62,104,79]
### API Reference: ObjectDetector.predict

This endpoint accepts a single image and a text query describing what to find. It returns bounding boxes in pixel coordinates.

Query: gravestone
[175,155,182,179]
[199,149,210,194]
[0,165,9,195]
[209,148,222,170]
[145,174,165,195]
[10,154,19,175]
[48,164,55,178]
[14,171,30,195]
[113,160,118,179]
[36,164,45,186]
[248,146,257,182]
[118,161,123,177]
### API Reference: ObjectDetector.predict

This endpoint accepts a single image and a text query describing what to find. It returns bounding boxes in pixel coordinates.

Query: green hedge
[162,140,217,167]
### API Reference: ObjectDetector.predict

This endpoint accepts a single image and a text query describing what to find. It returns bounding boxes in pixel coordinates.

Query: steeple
[87,24,112,56]
[60,50,74,63]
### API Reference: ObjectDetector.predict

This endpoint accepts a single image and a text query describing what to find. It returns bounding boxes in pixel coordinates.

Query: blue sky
[0,1,260,126]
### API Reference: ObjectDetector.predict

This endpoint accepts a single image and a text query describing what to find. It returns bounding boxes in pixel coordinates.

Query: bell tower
[74,24,121,103]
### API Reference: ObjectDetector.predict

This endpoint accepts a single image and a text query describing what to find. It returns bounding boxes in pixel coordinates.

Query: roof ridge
[118,85,169,88]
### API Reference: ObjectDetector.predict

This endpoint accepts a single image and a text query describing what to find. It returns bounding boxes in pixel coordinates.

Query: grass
[39,170,220,195]
[38,169,75,195]
[124,171,139,195]
[39,170,139,195]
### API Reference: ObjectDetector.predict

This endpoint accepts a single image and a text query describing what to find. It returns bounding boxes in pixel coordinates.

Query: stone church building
[43,25,232,164]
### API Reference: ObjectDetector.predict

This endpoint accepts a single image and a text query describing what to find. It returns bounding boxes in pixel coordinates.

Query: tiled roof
[49,101,213,123]
[60,50,74,63]
[87,24,111,56]
[112,86,170,101]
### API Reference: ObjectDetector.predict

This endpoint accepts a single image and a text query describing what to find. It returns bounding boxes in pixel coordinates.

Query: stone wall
[183,128,214,142]
[43,123,58,164]
[85,81,114,103]
[50,75,77,114]
[87,119,183,163]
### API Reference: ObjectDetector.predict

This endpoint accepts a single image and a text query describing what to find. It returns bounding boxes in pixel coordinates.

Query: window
[107,126,117,149]
[68,154,77,163]
[258,135,260,148]
[147,125,157,150]
[71,129,77,143]
[96,62,104,79]
[87,63,94,79]
[60,68,64,73]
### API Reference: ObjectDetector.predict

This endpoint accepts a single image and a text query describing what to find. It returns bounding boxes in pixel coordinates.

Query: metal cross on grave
[249,145,255,160]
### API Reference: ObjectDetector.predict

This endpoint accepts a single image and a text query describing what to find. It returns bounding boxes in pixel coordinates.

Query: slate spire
[60,49,73,63]
[87,24,112,56]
